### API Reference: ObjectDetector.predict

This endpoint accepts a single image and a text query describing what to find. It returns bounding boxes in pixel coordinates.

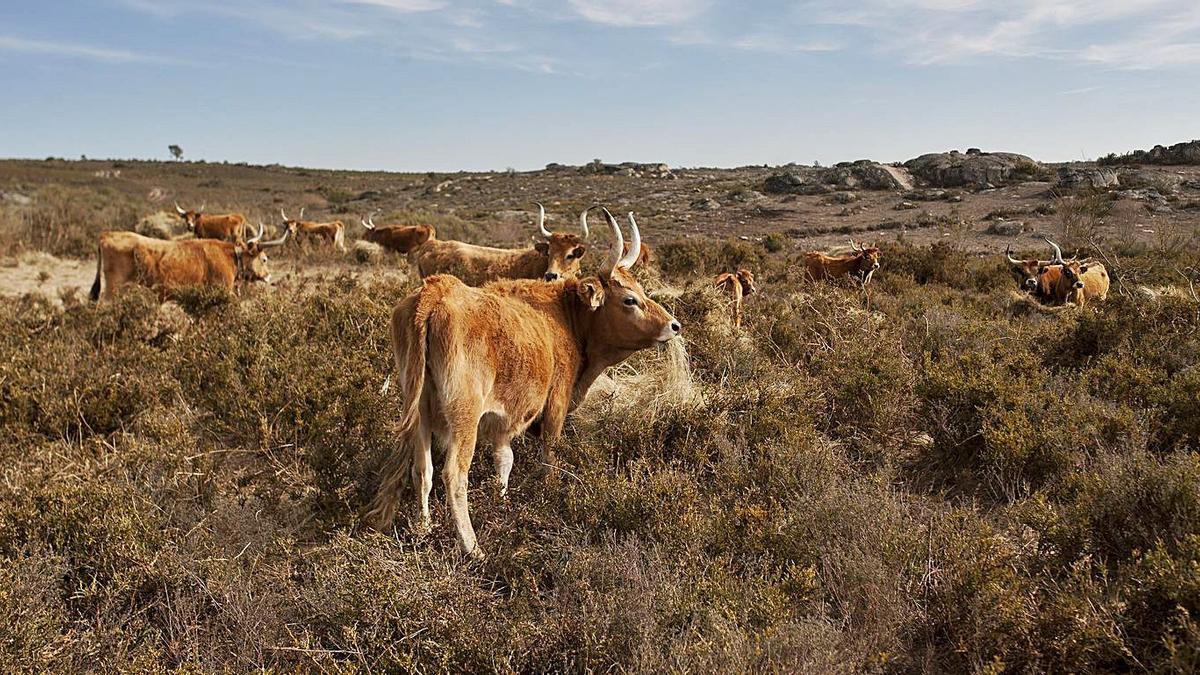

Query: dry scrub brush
[0,242,1198,672]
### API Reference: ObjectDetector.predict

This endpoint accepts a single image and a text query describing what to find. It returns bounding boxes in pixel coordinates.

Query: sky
[1,0,1198,171]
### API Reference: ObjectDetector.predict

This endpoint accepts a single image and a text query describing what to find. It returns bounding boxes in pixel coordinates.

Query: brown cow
[408,203,589,285]
[280,209,346,252]
[803,239,881,284]
[1005,246,1061,299]
[175,202,248,242]
[90,223,288,301]
[1045,238,1110,307]
[360,214,436,254]
[368,208,680,557]
[713,268,757,328]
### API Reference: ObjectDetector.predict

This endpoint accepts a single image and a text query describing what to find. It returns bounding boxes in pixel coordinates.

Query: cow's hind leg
[410,396,434,534]
[441,405,483,558]
[490,426,516,497]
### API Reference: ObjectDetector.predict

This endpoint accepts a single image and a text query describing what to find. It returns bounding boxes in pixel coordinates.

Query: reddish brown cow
[360,214,436,254]
[280,209,346,251]
[368,208,680,557]
[713,268,757,328]
[90,223,288,301]
[1005,245,1072,301]
[175,202,248,242]
[803,239,882,284]
[1045,238,1110,307]
[407,203,590,286]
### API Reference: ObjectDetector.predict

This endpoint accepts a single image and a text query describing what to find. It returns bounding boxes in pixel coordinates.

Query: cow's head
[175,201,206,230]
[849,239,882,277]
[1005,246,1056,293]
[280,208,305,237]
[236,223,290,283]
[1044,237,1089,292]
[533,202,588,282]
[573,208,680,350]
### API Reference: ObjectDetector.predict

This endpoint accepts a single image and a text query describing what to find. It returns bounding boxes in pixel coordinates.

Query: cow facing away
[360,214,436,254]
[90,223,288,301]
[280,209,347,252]
[175,202,248,242]
[713,268,757,328]
[408,203,589,285]
[368,208,680,558]
[803,239,881,284]
[1045,238,1110,307]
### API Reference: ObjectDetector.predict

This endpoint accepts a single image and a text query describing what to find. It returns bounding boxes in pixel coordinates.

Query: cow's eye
[623,297,638,306]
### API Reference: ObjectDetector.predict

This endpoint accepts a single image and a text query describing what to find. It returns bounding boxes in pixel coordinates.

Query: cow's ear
[572,245,586,259]
[575,278,605,310]
[534,242,549,256]
[1079,265,1089,274]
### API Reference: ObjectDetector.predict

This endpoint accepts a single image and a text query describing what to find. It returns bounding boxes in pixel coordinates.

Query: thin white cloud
[798,0,1200,69]
[731,34,838,54]
[0,34,148,62]
[342,0,446,12]
[568,0,709,27]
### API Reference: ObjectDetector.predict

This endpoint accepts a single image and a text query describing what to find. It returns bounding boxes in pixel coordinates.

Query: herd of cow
[84,202,1107,557]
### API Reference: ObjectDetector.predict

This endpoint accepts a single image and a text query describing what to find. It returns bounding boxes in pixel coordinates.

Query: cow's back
[416,276,565,417]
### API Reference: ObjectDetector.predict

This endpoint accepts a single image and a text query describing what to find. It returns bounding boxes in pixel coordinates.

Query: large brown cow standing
[803,240,881,284]
[280,209,347,251]
[90,224,288,301]
[175,203,249,242]
[368,207,680,558]
[405,203,590,286]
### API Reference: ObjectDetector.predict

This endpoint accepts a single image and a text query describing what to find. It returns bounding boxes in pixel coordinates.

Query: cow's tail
[366,281,445,530]
[335,222,346,252]
[89,242,103,302]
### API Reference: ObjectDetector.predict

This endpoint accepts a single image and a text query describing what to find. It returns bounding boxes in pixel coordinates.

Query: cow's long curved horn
[849,238,863,252]
[1005,246,1022,265]
[619,212,642,269]
[536,202,551,238]
[247,222,265,244]
[600,207,624,274]
[299,207,305,220]
[281,209,289,222]
[261,228,290,248]
[1043,236,1066,265]
[175,202,186,215]
[579,205,592,239]
[198,202,206,213]
[360,215,375,230]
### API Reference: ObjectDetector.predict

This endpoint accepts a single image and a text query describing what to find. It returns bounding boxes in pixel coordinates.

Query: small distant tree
[169,145,183,161]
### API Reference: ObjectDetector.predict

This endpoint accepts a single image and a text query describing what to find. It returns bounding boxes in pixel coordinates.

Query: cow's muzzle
[544,272,560,282]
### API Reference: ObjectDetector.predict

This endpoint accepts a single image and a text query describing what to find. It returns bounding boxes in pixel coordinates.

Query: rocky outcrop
[1057,167,1120,190]
[904,150,1047,188]
[763,161,911,194]
[546,160,676,179]
[1100,140,1200,166]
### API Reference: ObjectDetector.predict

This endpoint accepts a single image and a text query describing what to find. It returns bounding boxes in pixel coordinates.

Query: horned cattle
[368,208,680,557]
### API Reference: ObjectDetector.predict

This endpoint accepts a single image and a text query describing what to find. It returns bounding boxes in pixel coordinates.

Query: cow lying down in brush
[368,207,681,558]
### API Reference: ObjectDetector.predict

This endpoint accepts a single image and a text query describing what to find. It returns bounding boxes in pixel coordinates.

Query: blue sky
[1,0,1198,171]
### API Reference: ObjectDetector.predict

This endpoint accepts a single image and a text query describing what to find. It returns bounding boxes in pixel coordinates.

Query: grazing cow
[1045,238,1110,307]
[408,203,589,285]
[360,214,436,254]
[368,208,680,557]
[803,239,881,284]
[713,268,757,328]
[90,223,288,301]
[1005,246,1062,299]
[280,209,347,251]
[175,202,248,242]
